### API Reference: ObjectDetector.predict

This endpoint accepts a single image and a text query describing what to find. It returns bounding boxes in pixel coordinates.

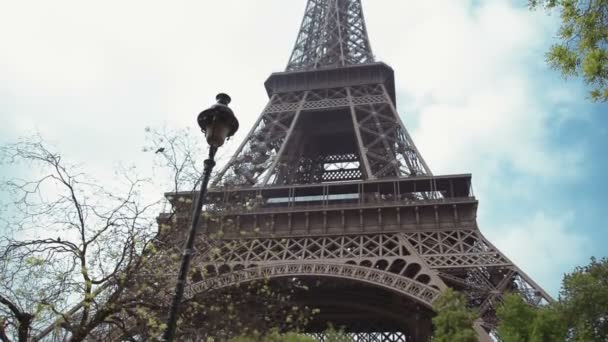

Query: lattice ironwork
[403,230,511,268]
[307,332,411,342]
[212,91,307,187]
[350,85,429,178]
[196,234,412,264]
[287,0,374,71]
[167,1,551,341]
[184,228,551,339]
[185,262,441,307]
[289,153,363,183]
[213,84,430,186]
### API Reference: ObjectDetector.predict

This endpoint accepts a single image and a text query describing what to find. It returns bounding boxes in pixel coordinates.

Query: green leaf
[432,289,478,342]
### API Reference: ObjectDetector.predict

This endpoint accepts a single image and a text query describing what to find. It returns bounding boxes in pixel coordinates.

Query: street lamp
[163,93,239,342]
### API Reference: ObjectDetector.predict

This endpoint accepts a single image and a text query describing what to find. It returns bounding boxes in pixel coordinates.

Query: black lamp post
[163,93,239,342]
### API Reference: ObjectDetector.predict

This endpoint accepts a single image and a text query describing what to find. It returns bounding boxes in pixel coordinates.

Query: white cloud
[345,1,593,298]
[0,0,597,294]
[487,211,591,296]
[0,0,587,184]
[363,0,590,204]
[0,0,305,180]
[362,0,595,291]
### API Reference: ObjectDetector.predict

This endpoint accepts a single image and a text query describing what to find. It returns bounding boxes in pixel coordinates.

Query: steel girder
[287,0,374,71]
[183,229,550,338]
[184,262,440,308]
[212,84,430,187]
[307,332,410,342]
[172,0,551,340]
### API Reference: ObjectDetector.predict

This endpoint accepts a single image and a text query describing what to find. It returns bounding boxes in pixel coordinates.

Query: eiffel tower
[176,1,552,341]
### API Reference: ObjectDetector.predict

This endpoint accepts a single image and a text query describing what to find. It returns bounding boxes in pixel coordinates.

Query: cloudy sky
[1,0,607,296]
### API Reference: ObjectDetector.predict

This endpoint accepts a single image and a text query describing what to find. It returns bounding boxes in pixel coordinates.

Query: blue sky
[0,0,606,296]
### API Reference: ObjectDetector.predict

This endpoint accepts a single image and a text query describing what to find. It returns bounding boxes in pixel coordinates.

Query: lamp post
[163,93,239,342]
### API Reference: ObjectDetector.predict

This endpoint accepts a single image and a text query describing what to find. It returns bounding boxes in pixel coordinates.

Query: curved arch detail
[184,262,441,308]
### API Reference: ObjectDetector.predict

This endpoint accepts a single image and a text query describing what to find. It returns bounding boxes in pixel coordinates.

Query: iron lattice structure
[286,0,374,71]
[163,1,552,341]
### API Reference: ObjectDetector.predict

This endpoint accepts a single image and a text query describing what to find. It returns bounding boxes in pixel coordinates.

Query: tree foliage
[559,256,608,341]
[229,327,352,342]
[530,0,608,101]
[496,294,566,342]
[497,257,608,342]
[432,289,478,342]
[0,130,317,341]
[230,331,316,342]
[0,136,160,341]
[496,294,536,342]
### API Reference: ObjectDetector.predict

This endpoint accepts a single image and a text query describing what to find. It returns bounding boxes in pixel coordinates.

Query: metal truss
[349,84,430,178]
[193,233,443,288]
[186,230,551,336]
[167,1,552,340]
[185,262,440,308]
[213,84,430,186]
[287,0,374,71]
[212,91,306,187]
[308,332,410,342]
[404,230,512,268]
[403,230,551,330]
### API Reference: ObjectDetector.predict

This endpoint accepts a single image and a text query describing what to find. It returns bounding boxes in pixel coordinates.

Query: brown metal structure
[173,1,551,340]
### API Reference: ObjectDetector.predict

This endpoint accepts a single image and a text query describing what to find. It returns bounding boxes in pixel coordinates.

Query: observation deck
[166,174,478,238]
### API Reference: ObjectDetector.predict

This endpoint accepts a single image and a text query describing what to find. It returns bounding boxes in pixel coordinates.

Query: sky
[0,0,607,297]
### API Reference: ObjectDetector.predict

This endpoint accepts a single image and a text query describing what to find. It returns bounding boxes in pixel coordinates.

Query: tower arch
[185,261,442,309]
[160,0,554,340]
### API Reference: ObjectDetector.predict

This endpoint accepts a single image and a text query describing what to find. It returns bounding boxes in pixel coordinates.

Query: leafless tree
[0,135,164,341]
[0,131,313,342]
